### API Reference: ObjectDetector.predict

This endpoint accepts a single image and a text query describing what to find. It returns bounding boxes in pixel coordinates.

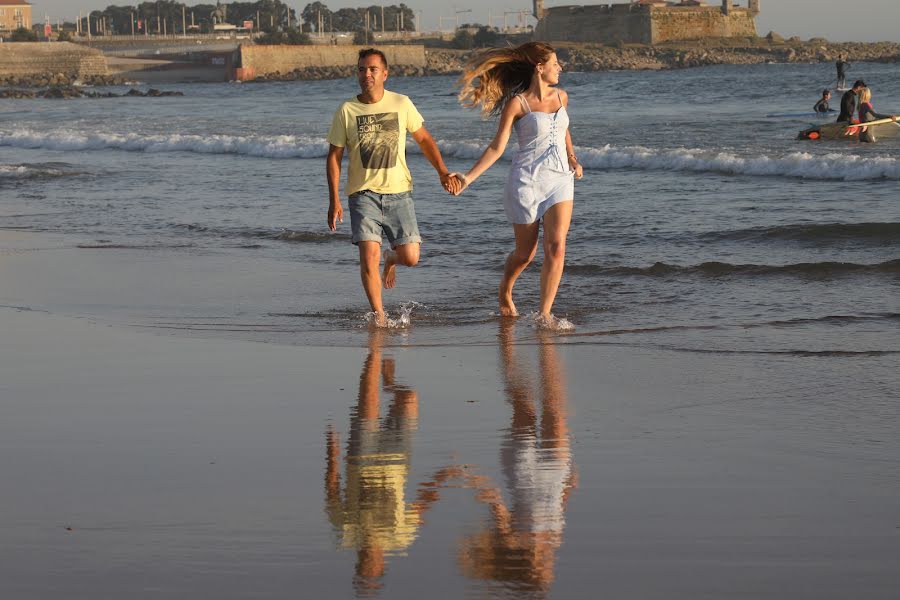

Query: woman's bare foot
[382,248,397,289]
[498,290,518,317]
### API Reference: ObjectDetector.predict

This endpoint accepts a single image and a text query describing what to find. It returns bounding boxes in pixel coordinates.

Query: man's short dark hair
[852,80,866,89]
[358,48,388,68]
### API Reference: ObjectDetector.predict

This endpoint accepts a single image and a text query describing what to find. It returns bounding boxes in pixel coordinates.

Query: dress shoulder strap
[516,94,531,113]
[556,89,563,109]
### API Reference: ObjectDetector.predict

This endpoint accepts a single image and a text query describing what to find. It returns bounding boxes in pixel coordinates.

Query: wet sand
[1,230,899,598]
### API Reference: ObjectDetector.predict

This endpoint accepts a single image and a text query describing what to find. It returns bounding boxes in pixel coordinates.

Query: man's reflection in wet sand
[325,328,460,597]
[458,320,578,595]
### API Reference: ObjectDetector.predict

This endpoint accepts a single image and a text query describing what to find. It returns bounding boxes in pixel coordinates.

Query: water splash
[527,312,576,332]
[364,301,425,329]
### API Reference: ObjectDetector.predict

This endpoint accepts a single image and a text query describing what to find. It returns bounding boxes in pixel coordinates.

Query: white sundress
[503,92,576,225]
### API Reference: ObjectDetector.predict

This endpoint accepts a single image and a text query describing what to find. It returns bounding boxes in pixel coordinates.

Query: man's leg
[358,241,386,323]
[382,243,420,289]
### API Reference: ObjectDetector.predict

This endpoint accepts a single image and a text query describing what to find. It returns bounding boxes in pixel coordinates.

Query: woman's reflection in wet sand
[325,328,461,597]
[458,320,578,596]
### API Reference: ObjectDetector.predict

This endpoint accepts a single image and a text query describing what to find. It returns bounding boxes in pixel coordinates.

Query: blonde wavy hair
[457,42,556,117]
[858,87,872,103]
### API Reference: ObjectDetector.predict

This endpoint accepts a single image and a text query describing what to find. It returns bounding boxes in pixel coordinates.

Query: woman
[857,87,898,143]
[451,42,583,325]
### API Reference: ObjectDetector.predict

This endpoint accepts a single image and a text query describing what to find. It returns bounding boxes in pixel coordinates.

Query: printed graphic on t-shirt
[357,112,399,169]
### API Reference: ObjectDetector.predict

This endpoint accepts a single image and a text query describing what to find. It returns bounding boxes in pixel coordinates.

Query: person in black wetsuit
[836,54,850,89]
[813,89,832,113]
[857,86,898,143]
[837,80,866,123]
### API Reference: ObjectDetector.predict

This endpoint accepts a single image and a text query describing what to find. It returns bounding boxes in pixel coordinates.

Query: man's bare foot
[498,292,518,317]
[369,311,388,328]
[382,248,397,289]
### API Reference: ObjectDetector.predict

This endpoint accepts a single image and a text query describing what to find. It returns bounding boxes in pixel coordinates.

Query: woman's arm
[455,99,522,193]
[871,107,895,121]
[560,90,583,179]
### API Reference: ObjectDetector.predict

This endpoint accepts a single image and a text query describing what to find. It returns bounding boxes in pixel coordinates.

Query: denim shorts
[348,190,422,247]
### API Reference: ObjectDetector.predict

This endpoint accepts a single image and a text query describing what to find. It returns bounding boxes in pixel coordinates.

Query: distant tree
[223,1,296,32]
[353,29,368,44]
[473,25,500,47]
[334,7,365,32]
[300,2,415,33]
[135,1,186,33]
[452,29,474,49]
[301,2,331,34]
[10,27,38,41]
[362,3,414,31]
[256,27,311,44]
[57,29,74,42]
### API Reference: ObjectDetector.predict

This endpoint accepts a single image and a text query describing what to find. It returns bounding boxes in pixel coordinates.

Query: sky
[26,1,900,43]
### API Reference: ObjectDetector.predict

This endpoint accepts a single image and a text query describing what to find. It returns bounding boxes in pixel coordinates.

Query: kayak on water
[798,119,900,141]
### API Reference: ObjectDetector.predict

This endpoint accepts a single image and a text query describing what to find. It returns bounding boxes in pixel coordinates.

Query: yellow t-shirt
[327,90,424,197]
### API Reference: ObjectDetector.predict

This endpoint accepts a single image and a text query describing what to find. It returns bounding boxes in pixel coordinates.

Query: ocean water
[1,61,899,353]
[3,61,900,599]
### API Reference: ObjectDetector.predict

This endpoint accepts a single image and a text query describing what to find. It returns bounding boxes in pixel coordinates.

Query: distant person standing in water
[836,54,850,90]
[451,42,583,325]
[326,48,460,326]
[837,80,866,123]
[857,87,898,143]
[813,89,832,114]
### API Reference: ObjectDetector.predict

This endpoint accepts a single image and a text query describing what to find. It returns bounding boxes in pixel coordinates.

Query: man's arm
[326,144,344,230]
[411,126,460,194]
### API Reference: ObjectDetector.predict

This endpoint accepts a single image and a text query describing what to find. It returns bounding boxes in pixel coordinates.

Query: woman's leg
[499,223,540,316]
[539,201,573,318]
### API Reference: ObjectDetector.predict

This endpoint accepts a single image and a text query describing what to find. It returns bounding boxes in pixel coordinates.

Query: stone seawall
[535,6,650,45]
[650,8,757,43]
[236,45,426,81]
[534,5,757,45]
[0,43,108,84]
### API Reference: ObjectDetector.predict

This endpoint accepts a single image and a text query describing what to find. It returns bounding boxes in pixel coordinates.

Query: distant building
[533,0,761,44]
[0,0,31,32]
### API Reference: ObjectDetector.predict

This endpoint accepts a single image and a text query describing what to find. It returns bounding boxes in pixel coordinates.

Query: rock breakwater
[0,74,128,88]
[426,40,900,75]
[0,87,184,99]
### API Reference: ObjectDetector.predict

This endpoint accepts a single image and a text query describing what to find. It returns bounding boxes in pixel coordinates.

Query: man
[835,54,850,90]
[813,88,832,114]
[837,79,866,124]
[326,48,459,325]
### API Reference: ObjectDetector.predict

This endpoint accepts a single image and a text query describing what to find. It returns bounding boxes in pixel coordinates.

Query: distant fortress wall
[236,45,426,79]
[651,5,757,41]
[533,1,759,44]
[534,4,653,44]
[0,42,108,78]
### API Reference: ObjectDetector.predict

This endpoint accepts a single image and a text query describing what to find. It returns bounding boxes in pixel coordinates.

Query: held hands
[440,172,464,195]
[328,201,343,231]
[446,172,469,196]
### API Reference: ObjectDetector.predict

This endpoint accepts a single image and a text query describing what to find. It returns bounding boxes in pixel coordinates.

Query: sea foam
[3,128,900,181]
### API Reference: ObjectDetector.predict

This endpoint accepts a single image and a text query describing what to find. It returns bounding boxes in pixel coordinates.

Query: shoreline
[2,39,899,87]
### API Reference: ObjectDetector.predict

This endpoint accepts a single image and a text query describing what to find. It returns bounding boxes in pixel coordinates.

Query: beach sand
[2,230,899,599]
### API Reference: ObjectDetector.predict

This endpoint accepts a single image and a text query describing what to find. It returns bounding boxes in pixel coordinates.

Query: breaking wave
[574,145,900,181]
[172,224,350,243]
[0,130,327,159]
[566,259,900,278]
[701,222,900,245]
[0,163,72,180]
[4,129,900,180]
